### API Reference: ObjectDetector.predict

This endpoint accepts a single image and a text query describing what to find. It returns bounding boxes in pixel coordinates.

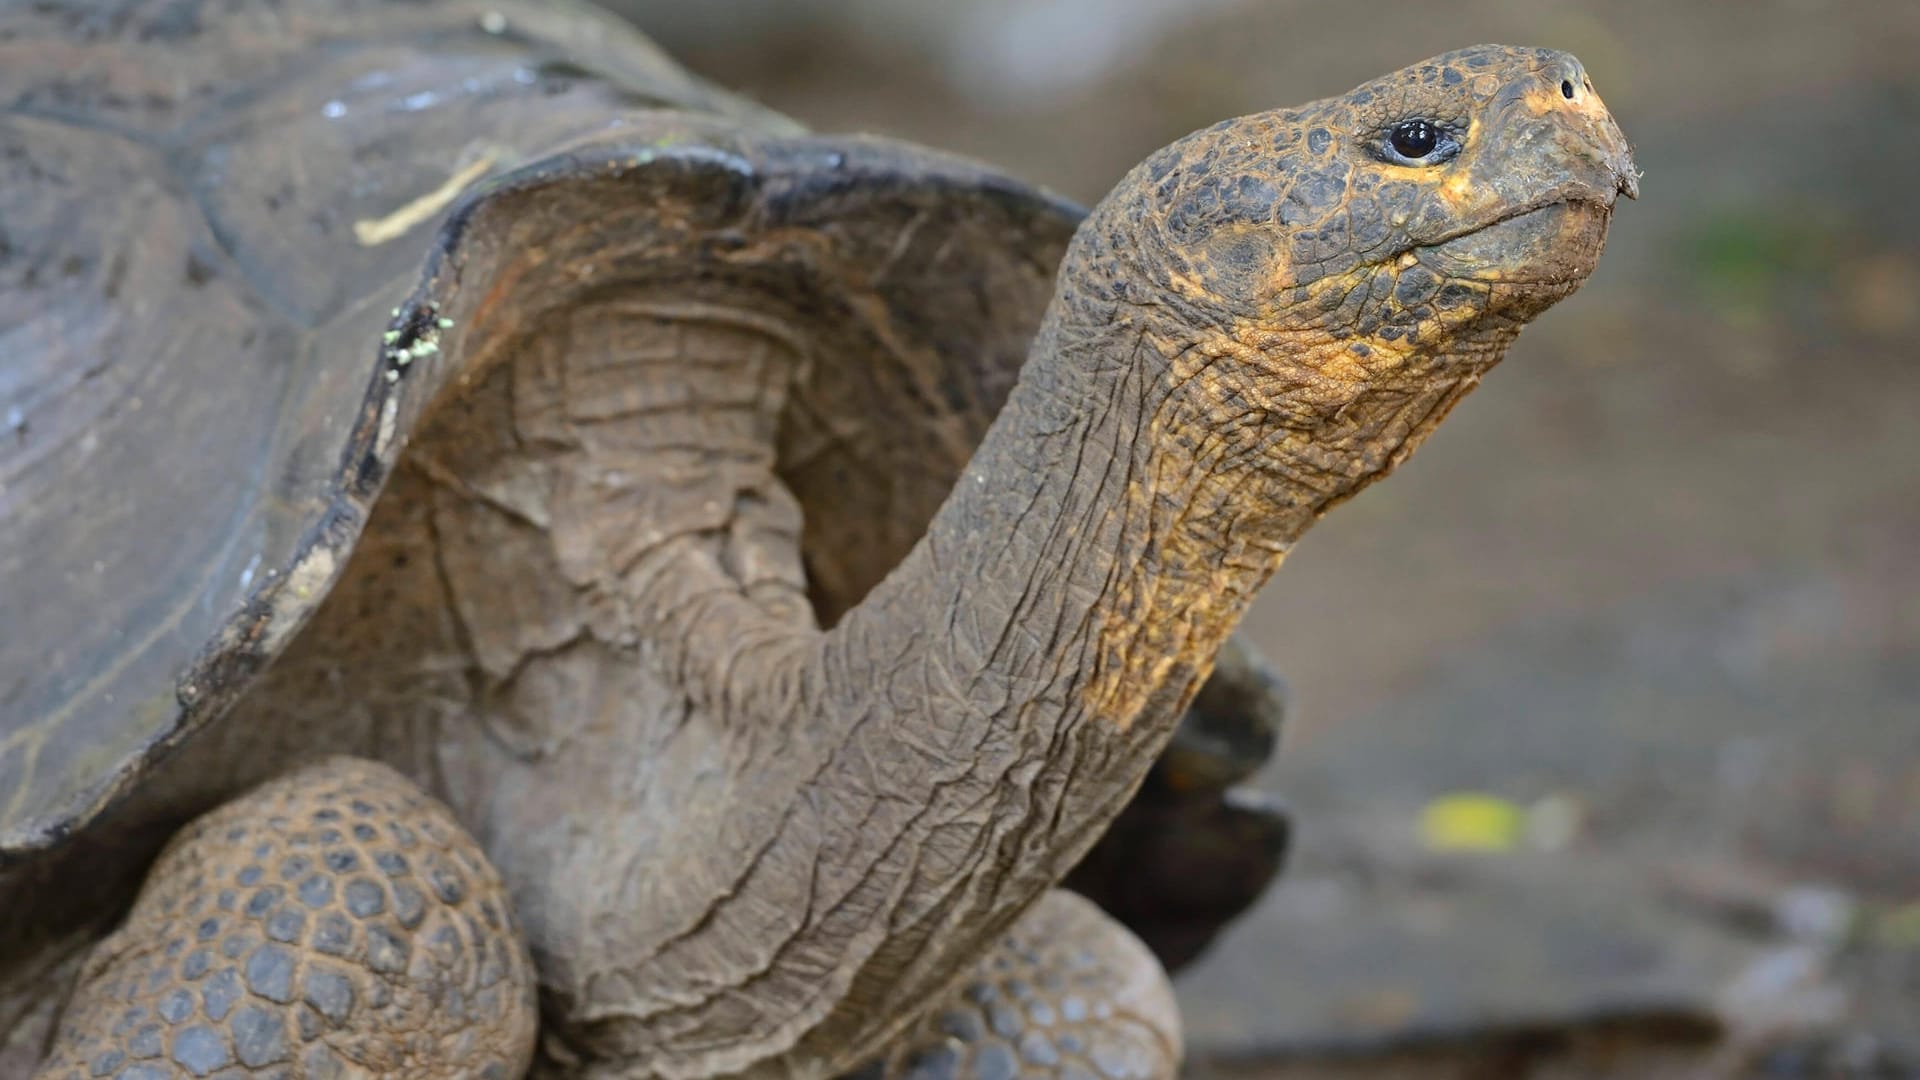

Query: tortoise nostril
[1561,79,1576,100]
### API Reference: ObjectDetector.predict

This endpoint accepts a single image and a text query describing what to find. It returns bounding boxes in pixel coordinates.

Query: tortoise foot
[848,890,1181,1080]
[33,757,537,1080]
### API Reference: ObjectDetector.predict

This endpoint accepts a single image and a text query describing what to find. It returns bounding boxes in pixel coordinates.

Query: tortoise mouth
[1419,199,1612,288]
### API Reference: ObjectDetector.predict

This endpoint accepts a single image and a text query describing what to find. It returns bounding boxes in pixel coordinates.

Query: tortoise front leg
[849,890,1181,1080]
[33,758,537,1080]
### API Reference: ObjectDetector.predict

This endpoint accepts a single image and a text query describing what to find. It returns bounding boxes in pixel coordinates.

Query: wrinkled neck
[748,242,1503,1070]
[827,300,1299,759]
[826,244,1507,747]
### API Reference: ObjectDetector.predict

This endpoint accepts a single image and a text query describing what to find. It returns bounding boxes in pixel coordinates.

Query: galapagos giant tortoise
[0,2,1636,1077]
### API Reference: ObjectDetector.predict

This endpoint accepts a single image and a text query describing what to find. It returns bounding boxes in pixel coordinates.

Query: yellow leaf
[1420,793,1524,853]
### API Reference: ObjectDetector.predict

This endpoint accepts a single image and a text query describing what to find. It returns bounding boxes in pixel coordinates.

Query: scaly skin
[33,760,537,1080]
[849,892,1181,1080]
[33,45,1633,1079]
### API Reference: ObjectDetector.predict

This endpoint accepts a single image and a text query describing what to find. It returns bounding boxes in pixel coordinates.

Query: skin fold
[23,41,1633,1080]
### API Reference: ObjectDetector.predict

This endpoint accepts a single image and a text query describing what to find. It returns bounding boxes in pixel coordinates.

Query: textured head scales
[1039,45,1635,505]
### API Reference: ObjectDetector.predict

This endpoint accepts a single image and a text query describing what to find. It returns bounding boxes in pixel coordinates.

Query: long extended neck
[594,253,1492,1076]
[766,286,1358,1067]
[830,307,1300,760]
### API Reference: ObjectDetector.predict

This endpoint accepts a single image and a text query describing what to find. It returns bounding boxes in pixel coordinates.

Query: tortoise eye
[1391,120,1438,158]
[1380,119,1460,166]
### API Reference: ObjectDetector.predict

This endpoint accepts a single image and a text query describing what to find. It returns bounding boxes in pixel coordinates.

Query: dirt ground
[612,2,1920,1073]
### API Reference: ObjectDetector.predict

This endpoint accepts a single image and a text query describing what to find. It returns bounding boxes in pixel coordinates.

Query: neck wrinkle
[757,281,1451,1073]
[814,298,1313,763]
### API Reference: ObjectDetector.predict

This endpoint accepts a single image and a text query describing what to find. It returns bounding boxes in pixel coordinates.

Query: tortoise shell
[0,0,1090,855]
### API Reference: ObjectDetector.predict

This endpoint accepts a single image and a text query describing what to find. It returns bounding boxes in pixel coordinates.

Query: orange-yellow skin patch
[1078,252,1503,728]
[1059,45,1632,732]
[1440,170,1479,207]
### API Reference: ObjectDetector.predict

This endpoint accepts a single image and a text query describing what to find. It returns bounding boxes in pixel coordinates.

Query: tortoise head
[1063,45,1636,469]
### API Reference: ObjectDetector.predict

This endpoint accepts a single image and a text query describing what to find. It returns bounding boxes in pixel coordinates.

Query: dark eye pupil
[1390,120,1439,159]
[1562,79,1576,99]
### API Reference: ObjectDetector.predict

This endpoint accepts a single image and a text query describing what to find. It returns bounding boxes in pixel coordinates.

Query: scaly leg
[849,890,1181,1080]
[33,757,537,1080]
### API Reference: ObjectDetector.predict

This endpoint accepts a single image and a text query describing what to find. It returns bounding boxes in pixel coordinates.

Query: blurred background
[609,2,1917,1074]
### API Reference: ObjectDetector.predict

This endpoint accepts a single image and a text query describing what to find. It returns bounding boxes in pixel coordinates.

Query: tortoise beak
[1615,151,1641,201]
[1555,62,1639,201]
[1487,54,1640,208]
[1587,108,1639,201]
